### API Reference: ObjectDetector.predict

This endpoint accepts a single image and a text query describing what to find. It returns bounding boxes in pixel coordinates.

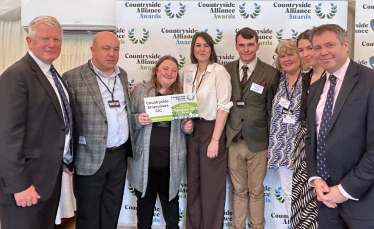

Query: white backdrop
[353,0,374,69]
[116,1,347,228]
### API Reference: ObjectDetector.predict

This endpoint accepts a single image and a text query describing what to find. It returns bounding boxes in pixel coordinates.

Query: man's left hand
[325,185,348,204]
[63,168,73,176]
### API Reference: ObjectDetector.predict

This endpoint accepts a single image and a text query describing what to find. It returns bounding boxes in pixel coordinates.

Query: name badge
[108,100,120,108]
[79,136,86,145]
[279,98,290,109]
[282,114,296,124]
[236,100,245,108]
[250,83,264,94]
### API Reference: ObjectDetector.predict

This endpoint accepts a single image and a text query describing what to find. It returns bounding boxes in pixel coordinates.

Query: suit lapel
[118,69,132,116]
[326,60,359,136]
[25,53,64,122]
[82,61,107,118]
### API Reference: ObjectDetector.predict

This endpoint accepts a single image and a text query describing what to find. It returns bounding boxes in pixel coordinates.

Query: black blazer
[305,60,374,220]
[0,53,67,205]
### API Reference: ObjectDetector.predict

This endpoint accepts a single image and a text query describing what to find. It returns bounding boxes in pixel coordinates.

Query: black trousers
[134,165,179,229]
[73,143,128,229]
[0,173,62,229]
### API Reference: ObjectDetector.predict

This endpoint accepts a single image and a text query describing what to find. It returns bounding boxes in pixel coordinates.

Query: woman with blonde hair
[268,39,307,218]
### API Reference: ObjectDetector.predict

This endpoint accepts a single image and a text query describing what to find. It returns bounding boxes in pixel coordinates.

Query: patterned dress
[268,72,303,169]
[290,70,319,229]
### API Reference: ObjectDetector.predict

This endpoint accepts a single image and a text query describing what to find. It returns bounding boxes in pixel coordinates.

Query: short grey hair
[309,24,347,45]
[28,15,62,38]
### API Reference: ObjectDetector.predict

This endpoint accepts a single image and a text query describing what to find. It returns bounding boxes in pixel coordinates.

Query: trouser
[134,165,179,229]
[74,143,128,229]
[0,173,62,229]
[228,139,268,229]
[186,120,227,229]
[278,166,293,218]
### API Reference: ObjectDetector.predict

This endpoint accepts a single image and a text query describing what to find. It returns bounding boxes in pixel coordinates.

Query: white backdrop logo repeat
[116,1,347,228]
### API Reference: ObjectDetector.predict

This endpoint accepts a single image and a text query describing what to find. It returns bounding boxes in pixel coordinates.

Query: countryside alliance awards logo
[273,2,312,19]
[128,28,150,44]
[164,2,186,19]
[198,2,235,19]
[125,53,161,70]
[315,3,337,19]
[161,28,198,45]
[124,1,162,19]
[178,55,186,70]
[274,187,285,203]
[239,3,261,19]
[370,56,374,69]
[276,29,299,41]
[204,29,223,45]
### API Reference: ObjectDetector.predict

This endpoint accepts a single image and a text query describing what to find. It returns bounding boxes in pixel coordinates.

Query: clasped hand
[313,179,348,208]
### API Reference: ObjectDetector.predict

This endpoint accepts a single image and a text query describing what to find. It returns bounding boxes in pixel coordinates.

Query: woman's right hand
[138,113,151,126]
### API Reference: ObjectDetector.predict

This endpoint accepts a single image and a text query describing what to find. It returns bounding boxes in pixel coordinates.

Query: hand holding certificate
[144,93,198,122]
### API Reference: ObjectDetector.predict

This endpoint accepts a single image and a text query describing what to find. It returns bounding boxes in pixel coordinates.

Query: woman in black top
[290,30,325,229]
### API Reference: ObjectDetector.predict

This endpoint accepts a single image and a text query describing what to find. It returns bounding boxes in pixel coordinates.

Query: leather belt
[106,143,124,152]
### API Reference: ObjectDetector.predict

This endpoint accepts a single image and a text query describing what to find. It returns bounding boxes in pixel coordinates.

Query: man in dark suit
[224,27,279,229]
[306,24,374,229]
[62,31,133,229]
[0,16,73,229]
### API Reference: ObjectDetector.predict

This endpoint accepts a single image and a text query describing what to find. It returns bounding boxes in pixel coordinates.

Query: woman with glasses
[181,32,232,229]
[289,30,325,229]
[268,39,308,217]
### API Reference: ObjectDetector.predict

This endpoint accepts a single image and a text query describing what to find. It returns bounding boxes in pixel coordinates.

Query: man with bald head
[62,31,133,229]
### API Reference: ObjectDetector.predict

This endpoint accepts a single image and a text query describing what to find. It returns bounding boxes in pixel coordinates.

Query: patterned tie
[316,75,337,180]
[241,65,249,87]
[50,66,73,134]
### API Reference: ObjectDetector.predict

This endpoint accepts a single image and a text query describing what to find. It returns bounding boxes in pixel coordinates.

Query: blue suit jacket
[305,59,374,220]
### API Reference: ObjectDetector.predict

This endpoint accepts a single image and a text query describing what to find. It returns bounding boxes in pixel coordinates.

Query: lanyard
[192,65,208,93]
[92,69,118,101]
[284,72,300,101]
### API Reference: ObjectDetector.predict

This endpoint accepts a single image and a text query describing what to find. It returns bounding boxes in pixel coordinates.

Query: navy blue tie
[50,66,72,133]
[50,66,73,164]
[316,75,337,180]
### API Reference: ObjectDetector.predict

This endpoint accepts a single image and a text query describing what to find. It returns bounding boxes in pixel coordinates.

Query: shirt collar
[28,50,51,75]
[91,58,120,78]
[190,63,215,73]
[239,58,258,73]
[326,57,350,82]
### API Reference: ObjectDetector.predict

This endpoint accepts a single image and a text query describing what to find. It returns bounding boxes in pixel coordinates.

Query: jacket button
[103,136,107,140]
[61,128,66,132]
[241,119,244,122]
[104,121,107,124]
[60,146,64,150]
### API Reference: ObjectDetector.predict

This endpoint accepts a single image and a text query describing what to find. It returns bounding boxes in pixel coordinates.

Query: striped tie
[241,65,249,87]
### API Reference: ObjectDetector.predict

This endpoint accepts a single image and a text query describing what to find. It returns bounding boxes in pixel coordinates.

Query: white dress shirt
[28,50,71,156]
[238,58,258,81]
[181,63,233,120]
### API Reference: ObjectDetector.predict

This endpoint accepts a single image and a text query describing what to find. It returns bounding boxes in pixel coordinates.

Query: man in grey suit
[0,16,73,229]
[224,27,279,229]
[62,31,133,229]
[306,24,374,229]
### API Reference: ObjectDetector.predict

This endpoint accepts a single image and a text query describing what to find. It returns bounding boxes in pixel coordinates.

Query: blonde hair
[28,15,62,38]
[273,39,307,71]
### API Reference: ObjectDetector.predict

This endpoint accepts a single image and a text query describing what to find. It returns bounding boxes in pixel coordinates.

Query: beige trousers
[228,139,268,229]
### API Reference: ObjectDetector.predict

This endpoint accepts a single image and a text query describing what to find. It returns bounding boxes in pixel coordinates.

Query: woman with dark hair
[128,55,193,229]
[289,30,325,229]
[181,32,232,229]
[268,39,308,218]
